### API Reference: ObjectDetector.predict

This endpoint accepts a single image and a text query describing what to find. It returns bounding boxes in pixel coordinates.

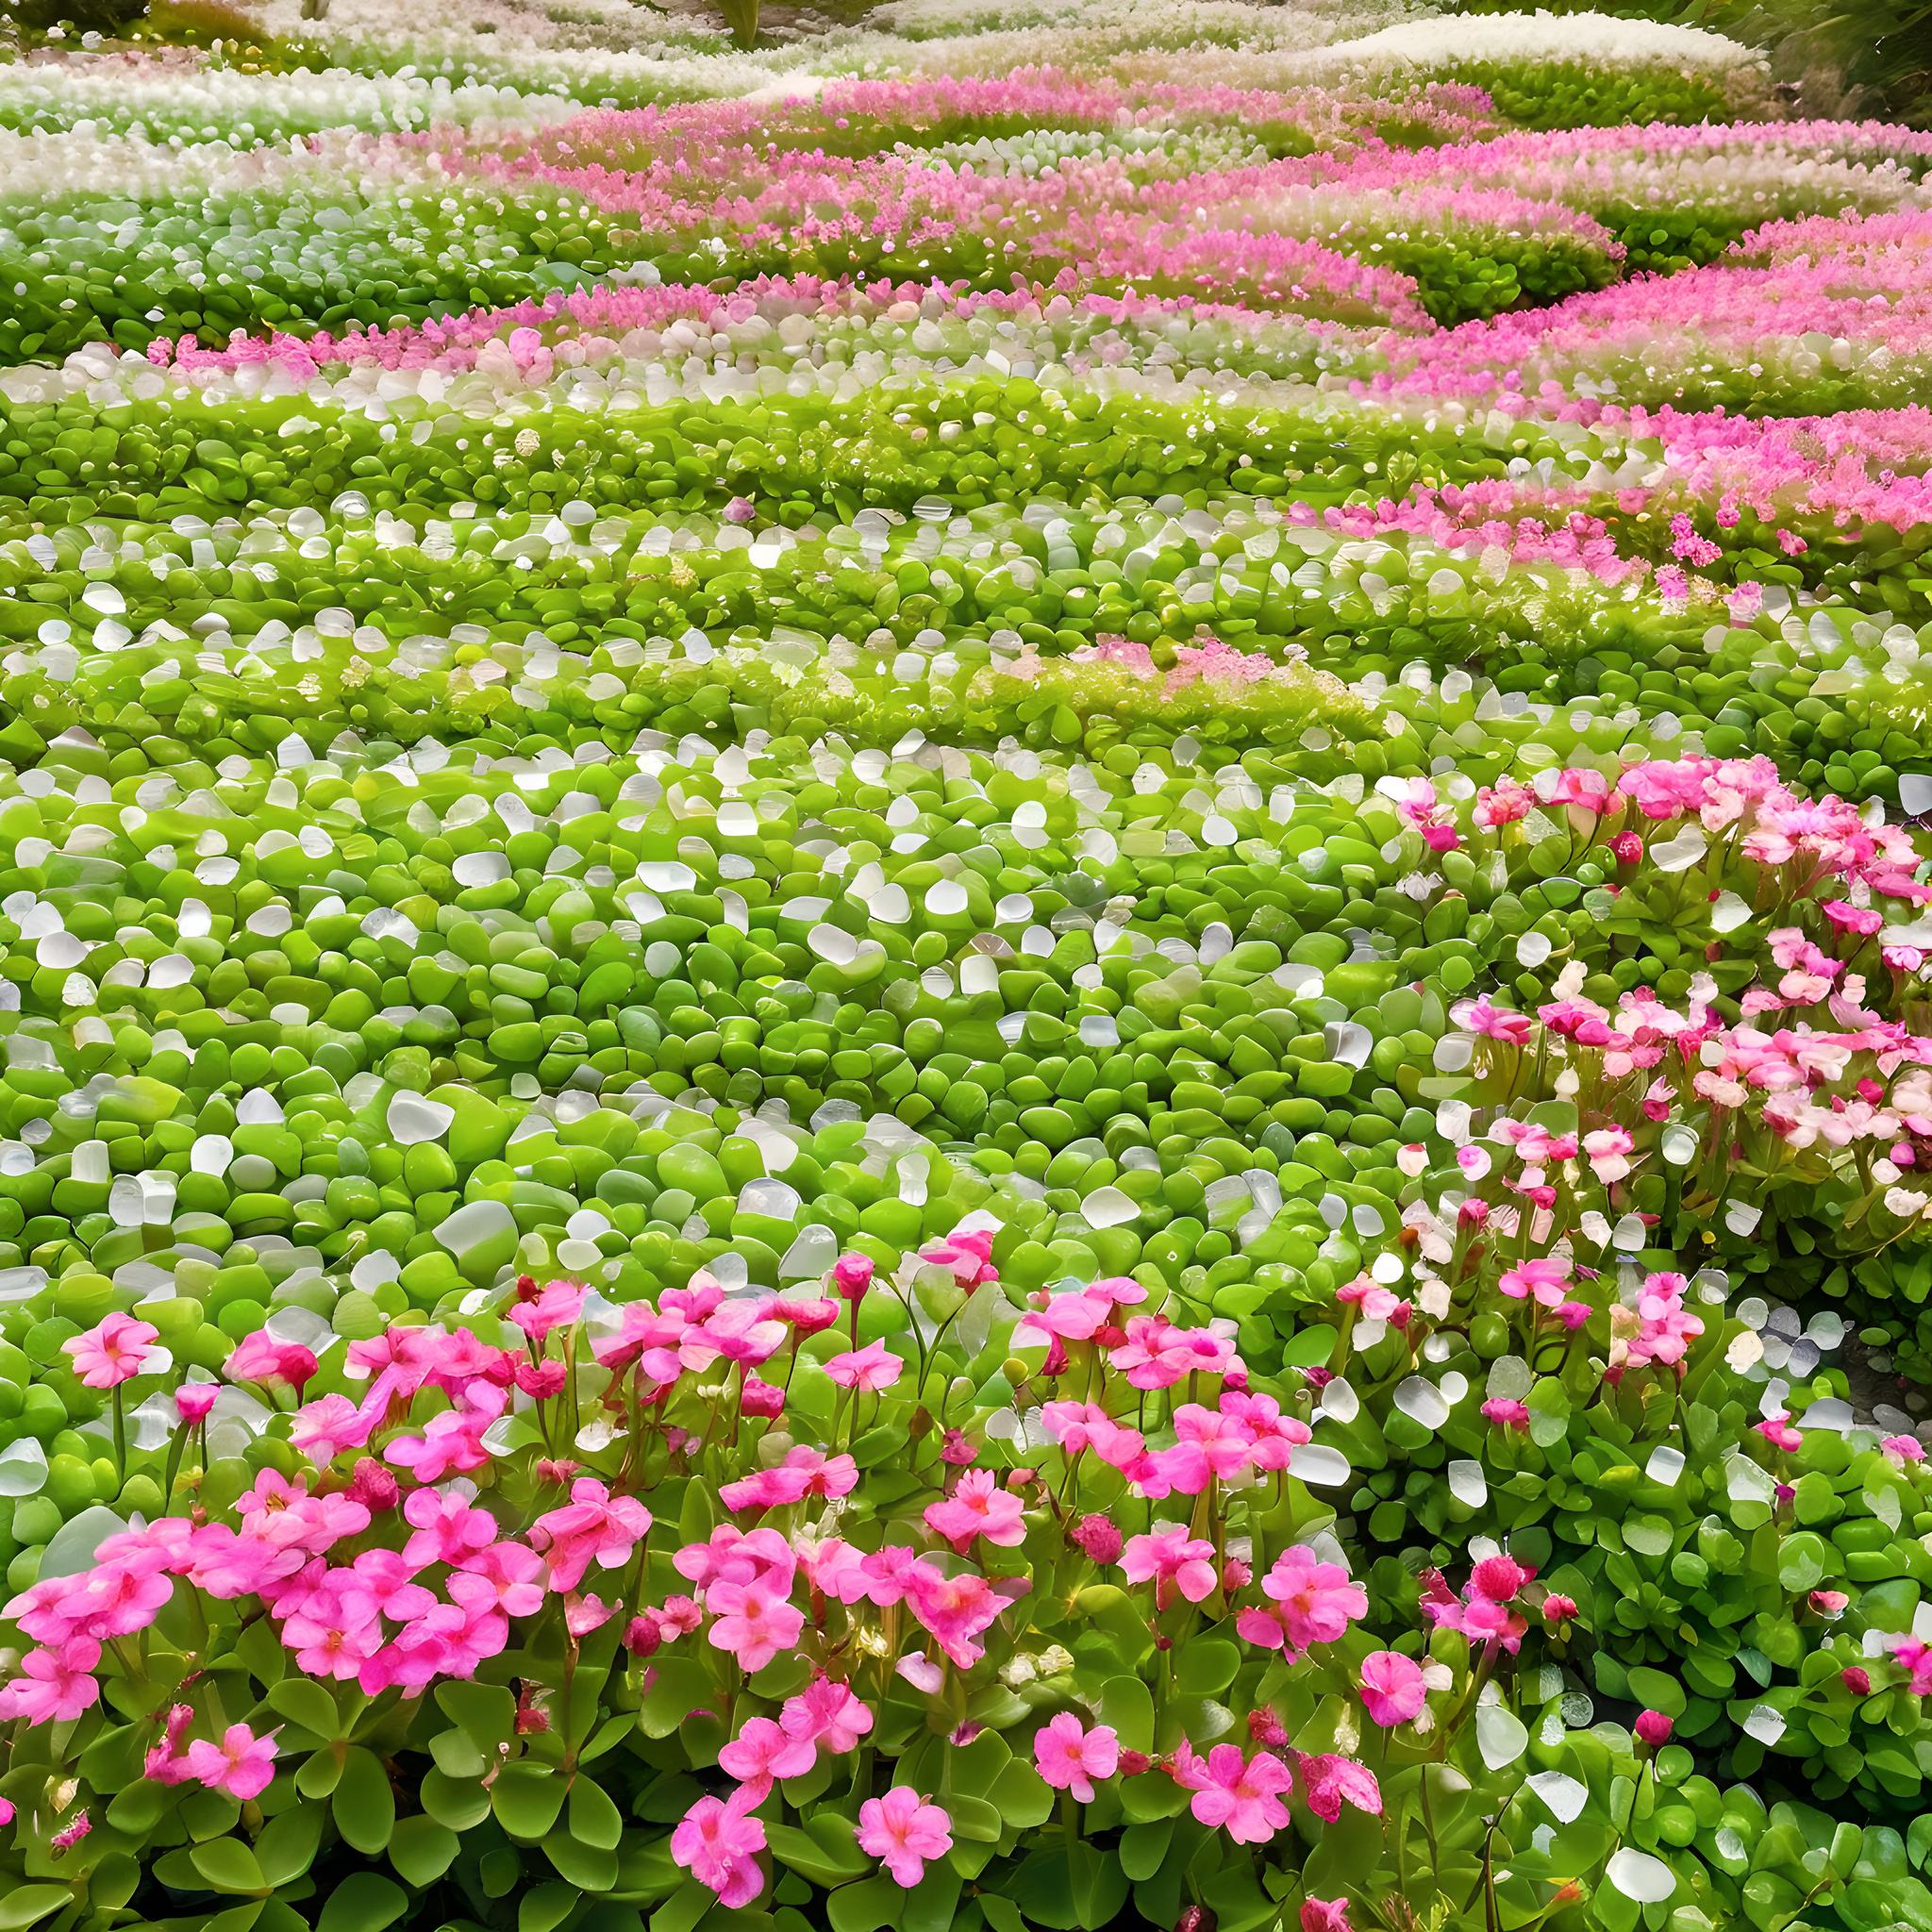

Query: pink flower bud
[625,1617,661,1659]
[830,1254,874,1302]
[740,1376,785,1419]
[1541,1594,1578,1624]
[1841,1666,1872,1696]
[1246,1709,1287,1746]
[1633,1709,1674,1747]
[347,1457,398,1512]
[1071,1514,1124,1564]
[940,1429,977,1466]
[175,1383,219,1423]
[1610,832,1644,864]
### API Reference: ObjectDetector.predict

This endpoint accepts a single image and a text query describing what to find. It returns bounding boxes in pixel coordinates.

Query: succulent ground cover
[5,3,1932,1930]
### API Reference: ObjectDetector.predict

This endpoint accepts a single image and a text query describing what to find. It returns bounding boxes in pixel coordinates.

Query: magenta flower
[185,1724,279,1801]
[1296,1752,1382,1822]
[1302,1899,1352,1932]
[857,1787,954,1887]
[64,1313,159,1389]
[1357,1651,1428,1727]
[672,1787,767,1907]
[1172,1741,1293,1844]
[1033,1714,1119,1803]
[402,1489,499,1569]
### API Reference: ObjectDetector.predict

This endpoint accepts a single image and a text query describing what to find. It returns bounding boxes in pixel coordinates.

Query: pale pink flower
[707,1579,806,1674]
[63,1313,158,1389]
[672,1787,767,1907]
[781,1674,874,1755]
[924,1470,1026,1552]
[1357,1651,1428,1727]
[719,1716,816,1795]
[185,1724,278,1800]
[824,1340,904,1392]
[857,1787,953,1887]
[1120,1524,1219,1609]
[1033,1714,1119,1802]
[0,1638,101,1724]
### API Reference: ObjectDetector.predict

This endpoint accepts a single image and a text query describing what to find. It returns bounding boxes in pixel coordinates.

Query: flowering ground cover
[5,1,1932,1929]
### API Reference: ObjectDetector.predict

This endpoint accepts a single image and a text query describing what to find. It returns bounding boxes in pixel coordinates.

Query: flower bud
[830,1254,874,1302]
[1841,1666,1872,1696]
[347,1458,399,1512]
[1071,1514,1124,1564]
[175,1383,219,1424]
[1246,1709,1287,1746]
[741,1376,785,1420]
[1174,1908,1216,1932]
[1633,1708,1673,1748]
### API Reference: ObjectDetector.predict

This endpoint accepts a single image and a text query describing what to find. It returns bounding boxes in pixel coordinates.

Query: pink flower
[1302,1901,1351,1932]
[905,1568,1015,1670]
[1756,1414,1802,1454]
[924,1470,1026,1552]
[1480,1398,1529,1431]
[507,1278,586,1341]
[1357,1651,1427,1727]
[1172,1741,1293,1844]
[1241,1546,1366,1657]
[291,1393,377,1465]
[1120,1524,1219,1610]
[672,1787,767,1907]
[0,1638,101,1724]
[1633,1709,1674,1748]
[1883,1434,1926,1465]
[185,1724,279,1800]
[719,1446,858,1512]
[1033,1714,1120,1802]
[781,1674,874,1755]
[857,1787,953,1888]
[528,1477,652,1592]
[824,1340,904,1392]
[707,1578,806,1674]
[1296,1753,1383,1823]
[403,1488,498,1569]
[175,1383,219,1423]
[63,1313,159,1389]
[718,1716,817,1796]
[1497,1257,1571,1307]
